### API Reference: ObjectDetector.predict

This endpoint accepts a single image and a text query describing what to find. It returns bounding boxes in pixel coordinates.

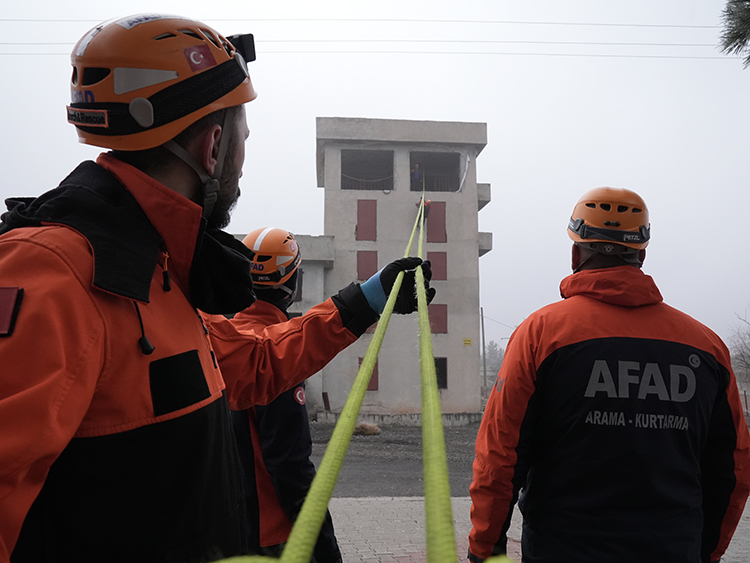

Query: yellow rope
[218,198,519,563]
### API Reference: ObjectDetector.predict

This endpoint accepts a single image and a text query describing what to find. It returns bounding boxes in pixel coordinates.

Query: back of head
[567,187,650,270]
[242,227,301,310]
[67,14,257,151]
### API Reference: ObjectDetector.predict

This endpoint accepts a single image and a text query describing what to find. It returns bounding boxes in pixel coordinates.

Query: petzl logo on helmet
[184,45,217,72]
[67,107,109,128]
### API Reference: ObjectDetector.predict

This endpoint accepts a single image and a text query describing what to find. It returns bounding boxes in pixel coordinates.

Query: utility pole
[481,307,487,388]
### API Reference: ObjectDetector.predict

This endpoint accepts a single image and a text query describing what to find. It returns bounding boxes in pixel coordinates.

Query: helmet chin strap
[163,107,235,222]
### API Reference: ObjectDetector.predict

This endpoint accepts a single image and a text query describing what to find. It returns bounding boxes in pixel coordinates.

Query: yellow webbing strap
[415,201,457,562]
[219,199,518,563]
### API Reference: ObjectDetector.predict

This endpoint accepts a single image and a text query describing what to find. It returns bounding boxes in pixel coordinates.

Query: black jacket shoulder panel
[1,161,160,302]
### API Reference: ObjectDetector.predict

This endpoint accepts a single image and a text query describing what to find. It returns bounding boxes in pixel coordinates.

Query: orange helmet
[568,187,650,250]
[243,228,301,286]
[67,14,257,150]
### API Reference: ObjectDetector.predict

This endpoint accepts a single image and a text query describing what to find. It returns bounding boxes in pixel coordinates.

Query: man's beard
[207,137,240,231]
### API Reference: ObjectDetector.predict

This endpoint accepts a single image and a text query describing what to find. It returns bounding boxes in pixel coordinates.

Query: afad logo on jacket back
[582,356,702,431]
[584,356,699,403]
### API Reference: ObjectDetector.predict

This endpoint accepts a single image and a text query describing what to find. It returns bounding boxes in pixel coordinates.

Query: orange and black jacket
[0,154,378,563]
[230,299,342,561]
[469,266,750,563]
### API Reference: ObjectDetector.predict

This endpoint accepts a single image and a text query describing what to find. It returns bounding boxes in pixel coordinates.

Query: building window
[357,250,378,281]
[409,152,461,192]
[356,200,377,241]
[341,150,394,191]
[359,357,379,391]
[426,251,447,280]
[293,268,303,302]
[435,357,447,389]
[428,303,448,333]
[426,201,447,243]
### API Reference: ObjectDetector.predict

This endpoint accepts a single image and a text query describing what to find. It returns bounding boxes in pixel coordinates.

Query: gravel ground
[309,421,480,498]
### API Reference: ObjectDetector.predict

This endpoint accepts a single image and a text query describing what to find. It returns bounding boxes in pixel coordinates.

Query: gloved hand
[360,257,436,315]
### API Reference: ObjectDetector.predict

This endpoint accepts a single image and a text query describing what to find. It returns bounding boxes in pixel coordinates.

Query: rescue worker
[231,227,342,562]
[0,14,433,563]
[468,187,750,563]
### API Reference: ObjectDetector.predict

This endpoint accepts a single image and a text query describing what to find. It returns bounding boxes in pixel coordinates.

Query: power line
[1,52,731,60]
[0,39,719,47]
[0,17,721,29]
[482,315,517,331]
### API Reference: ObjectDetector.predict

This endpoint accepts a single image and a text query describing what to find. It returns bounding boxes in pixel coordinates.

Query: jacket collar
[560,265,663,308]
[97,153,202,299]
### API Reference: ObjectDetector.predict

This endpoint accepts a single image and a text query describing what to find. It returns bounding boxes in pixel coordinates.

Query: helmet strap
[163,106,236,222]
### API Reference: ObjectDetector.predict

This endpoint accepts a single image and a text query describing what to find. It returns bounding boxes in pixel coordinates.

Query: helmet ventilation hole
[152,32,177,40]
[200,29,221,49]
[178,29,202,41]
[81,67,111,86]
[600,203,611,211]
[617,205,629,212]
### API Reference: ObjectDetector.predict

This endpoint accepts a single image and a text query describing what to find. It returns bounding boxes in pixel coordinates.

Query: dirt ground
[309,421,480,498]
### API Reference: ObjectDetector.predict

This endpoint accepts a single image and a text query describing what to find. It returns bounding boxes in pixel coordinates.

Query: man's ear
[195,124,223,176]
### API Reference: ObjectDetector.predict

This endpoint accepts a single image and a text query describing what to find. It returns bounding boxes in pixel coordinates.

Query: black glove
[361,257,436,315]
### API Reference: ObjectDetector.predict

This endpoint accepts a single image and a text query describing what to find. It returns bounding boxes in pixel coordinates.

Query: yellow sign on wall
[463,338,472,346]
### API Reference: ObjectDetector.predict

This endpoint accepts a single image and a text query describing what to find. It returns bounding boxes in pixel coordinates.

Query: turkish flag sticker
[184,44,217,71]
[294,387,306,405]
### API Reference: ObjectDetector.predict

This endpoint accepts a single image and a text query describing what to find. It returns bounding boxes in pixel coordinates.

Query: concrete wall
[316,117,492,417]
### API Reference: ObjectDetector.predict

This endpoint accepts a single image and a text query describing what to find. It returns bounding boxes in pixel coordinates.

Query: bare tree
[483,340,505,382]
[730,316,750,394]
[720,0,750,68]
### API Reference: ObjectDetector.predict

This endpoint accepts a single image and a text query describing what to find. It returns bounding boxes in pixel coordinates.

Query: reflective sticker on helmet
[116,14,184,30]
[67,107,109,128]
[75,20,111,57]
[184,45,217,72]
[113,67,179,95]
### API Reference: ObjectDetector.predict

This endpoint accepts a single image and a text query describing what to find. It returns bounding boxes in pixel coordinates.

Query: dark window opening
[359,357,379,390]
[427,251,447,280]
[356,200,377,241]
[293,268,303,302]
[341,150,394,191]
[426,201,447,243]
[429,303,448,333]
[357,251,378,281]
[435,357,447,389]
[410,152,461,192]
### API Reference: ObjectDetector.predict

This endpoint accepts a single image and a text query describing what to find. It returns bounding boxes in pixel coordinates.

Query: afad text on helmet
[71,90,95,104]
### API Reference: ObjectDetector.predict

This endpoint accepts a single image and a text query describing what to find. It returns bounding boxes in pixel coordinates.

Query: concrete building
[289,117,493,422]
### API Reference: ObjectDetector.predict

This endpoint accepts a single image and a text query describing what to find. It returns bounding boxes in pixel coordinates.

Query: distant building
[239,117,492,421]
